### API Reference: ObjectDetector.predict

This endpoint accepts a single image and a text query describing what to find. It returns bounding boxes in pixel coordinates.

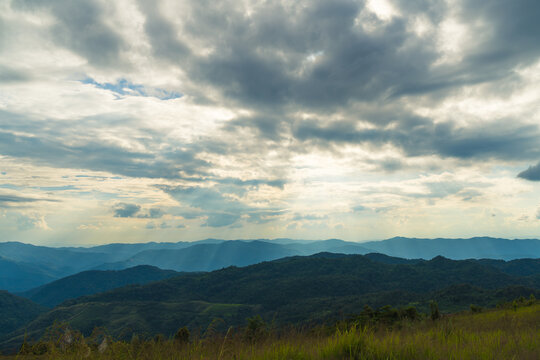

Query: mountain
[0,291,46,339]
[4,253,538,347]
[283,239,372,255]
[19,265,179,308]
[0,242,109,277]
[59,239,225,262]
[0,257,56,293]
[363,253,422,265]
[2,237,539,293]
[0,240,224,292]
[476,258,540,276]
[95,240,300,271]
[361,237,540,260]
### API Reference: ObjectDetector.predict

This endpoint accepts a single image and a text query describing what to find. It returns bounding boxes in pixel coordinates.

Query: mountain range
[1,237,539,293]
[1,252,538,352]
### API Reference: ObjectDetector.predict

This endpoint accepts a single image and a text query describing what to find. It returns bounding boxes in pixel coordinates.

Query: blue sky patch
[81,77,182,100]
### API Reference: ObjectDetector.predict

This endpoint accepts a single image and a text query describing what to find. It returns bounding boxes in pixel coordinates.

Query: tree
[174,327,190,344]
[430,300,440,321]
[245,315,267,343]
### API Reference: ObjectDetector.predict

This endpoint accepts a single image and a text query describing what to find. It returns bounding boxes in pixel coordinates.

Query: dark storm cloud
[0,128,210,179]
[136,0,190,61]
[7,0,540,183]
[517,162,540,181]
[183,0,434,109]
[166,0,538,111]
[14,0,125,67]
[458,0,540,67]
[293,118,540,160]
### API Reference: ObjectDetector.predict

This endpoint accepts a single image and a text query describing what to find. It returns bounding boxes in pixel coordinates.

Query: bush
[245,315,267,343]
[174,326,190,344]
[430,301,440,321]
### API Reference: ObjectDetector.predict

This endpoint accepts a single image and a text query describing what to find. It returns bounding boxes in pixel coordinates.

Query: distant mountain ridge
[362,237,540,260]
[19,265,179,307]
[1,237,539,292]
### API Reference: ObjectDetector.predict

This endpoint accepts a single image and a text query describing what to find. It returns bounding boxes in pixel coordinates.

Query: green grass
[3,302,538,359]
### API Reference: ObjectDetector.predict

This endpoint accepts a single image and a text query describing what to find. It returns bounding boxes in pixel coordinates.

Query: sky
[1,0,540,246]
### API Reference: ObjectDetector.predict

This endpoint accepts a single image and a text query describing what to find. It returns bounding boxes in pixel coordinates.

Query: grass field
[3,302,539,359]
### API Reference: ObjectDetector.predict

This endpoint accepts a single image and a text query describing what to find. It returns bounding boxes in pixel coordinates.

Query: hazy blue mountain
[2,237,539,293]
[95,240,299,272]
[0,242,109,276]
[0,257,56,293]
[0,290,46,338]
[361,237,540,260]
[283,239,372,255]
[19,265,179,307]
[60,239,225,262]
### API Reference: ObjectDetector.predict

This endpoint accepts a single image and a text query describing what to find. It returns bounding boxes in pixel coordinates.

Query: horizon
[1,0,540,246]
[2,235,539,249]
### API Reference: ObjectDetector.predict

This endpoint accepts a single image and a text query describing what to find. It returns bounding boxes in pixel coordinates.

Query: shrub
[245,315,267,343]
[430,301,440,321]
[174,326,190,344]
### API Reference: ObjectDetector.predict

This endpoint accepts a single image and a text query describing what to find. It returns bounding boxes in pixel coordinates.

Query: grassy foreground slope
[3,301,539,359]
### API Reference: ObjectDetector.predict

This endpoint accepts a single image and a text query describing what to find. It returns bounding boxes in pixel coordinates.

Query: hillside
[19,266,179,307]
[3,253,538,347]
[0,257,56,293]
[0,291,46,339]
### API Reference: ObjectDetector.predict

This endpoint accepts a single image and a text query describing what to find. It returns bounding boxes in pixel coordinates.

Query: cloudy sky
[1,0,540,246]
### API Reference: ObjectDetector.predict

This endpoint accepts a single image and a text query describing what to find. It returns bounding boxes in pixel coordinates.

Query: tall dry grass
[4,303,539,360]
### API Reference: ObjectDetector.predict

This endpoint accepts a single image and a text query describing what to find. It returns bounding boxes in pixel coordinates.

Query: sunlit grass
[3,302,538,359]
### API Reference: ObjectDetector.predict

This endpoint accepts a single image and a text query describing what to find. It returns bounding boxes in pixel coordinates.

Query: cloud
[16,214,50,230]
[113,203,141,218]
[203,213,240,227]
[292,213,328,221]
[517,162,540,181]
[14,0,126,68]
[112,203,163,218]
[0,120,210,179]
[293,118,540,161]
[0,193,58,207]
[3,0,540,242]
[352,205,367,212]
